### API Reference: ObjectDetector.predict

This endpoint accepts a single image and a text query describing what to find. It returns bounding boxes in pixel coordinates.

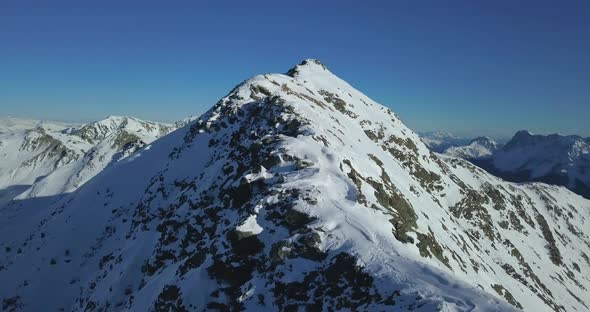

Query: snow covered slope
[0,116,174,205]
[1,60,589,311]
[444,136,500,159]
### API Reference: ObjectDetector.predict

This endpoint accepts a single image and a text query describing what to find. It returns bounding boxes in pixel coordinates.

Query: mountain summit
[1,61,589,311]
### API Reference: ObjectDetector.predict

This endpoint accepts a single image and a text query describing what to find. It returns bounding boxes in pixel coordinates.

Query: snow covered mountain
[444,136,500,159]
[480,131,590,199]
[174,115,201,128]
[0,116,175,205]
[441,131,590,199]
[419,131,471,153]
[1,60,589,311]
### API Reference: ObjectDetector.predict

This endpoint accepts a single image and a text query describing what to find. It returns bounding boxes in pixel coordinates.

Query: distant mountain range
[444,136,501,159]
[418,131,473,152]
[1,60,588,311]
[430,130,590,199]
[0,116,175,206]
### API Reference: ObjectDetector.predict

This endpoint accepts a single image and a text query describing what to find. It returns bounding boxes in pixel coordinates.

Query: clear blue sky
[1,0,589,137]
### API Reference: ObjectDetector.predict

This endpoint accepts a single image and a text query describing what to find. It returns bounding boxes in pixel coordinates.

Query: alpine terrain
[444,137,501,160]
[419,131,472,153]
[1,60,589,311]
[448,131,590,200]
[0,116,175,207]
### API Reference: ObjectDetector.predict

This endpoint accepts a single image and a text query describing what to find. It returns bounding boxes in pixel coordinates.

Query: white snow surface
[0,60,589,311]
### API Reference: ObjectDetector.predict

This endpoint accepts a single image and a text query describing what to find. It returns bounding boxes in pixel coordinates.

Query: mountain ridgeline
[1,60,589,311]
[443,131,590,200]
[419,131,472,153]
[0,116,175,206]
[443,136,500,160]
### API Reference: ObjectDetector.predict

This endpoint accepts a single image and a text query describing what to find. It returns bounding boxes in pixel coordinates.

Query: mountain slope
[0,116,175,205]
[1,60,589,311]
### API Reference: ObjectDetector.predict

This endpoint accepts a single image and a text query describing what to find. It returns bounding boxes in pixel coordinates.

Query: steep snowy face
[0,116,175,204]
[1,60,589,312]
[444,136,500,159]
[492,131,590,198]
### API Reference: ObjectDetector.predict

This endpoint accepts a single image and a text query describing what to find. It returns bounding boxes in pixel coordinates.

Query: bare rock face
[1,60,589,311]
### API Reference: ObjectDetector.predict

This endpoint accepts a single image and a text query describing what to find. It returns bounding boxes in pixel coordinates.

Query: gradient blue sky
[1,0,589,138]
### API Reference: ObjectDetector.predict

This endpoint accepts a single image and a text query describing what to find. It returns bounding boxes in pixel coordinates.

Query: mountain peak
[444,136,499,159]
[98,115,141,125]
[471,136,494,143]
[300,58,326,67]
[102,115,129,121]
[286,58,329,77]
[513,129,533,138]
[196,59,378,130]
[73,115,173,144]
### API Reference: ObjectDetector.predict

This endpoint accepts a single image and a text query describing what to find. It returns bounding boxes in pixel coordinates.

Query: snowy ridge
[0,116,175,205]
[492,131,590,197]
[73,116,173,144]
[174,115,201,128]
[1,60,589,311]
[444,136,500,159]
[448,130,590,199]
